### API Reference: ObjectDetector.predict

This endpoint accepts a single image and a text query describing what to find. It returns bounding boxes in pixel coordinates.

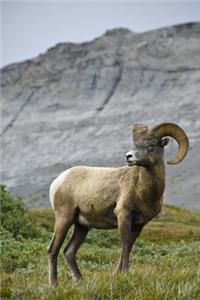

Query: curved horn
[151,122,189,164]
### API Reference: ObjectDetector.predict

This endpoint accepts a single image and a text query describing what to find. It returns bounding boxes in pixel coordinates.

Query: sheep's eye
[147,145,154,151]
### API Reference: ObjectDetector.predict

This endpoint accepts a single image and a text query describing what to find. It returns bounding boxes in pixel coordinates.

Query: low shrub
[0,185,44,239]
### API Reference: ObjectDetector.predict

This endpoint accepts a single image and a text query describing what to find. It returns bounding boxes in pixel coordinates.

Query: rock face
[1,22,200,209]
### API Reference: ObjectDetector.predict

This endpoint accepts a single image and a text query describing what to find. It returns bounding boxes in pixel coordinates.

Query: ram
[48,122,189,286]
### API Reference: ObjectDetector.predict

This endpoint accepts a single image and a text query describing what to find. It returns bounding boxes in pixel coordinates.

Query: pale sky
[1,1,200,67]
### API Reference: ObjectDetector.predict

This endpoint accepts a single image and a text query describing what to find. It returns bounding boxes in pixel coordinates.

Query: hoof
[74,276,83,284]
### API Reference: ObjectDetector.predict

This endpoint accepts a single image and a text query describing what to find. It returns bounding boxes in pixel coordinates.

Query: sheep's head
[126,123,189,168]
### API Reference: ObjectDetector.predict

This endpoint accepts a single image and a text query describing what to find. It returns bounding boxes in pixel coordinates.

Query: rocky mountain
[1,22,200,209]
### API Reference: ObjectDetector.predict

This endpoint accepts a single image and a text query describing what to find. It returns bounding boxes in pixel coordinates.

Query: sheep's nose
[126,153,133,160]
[126,151,135,162]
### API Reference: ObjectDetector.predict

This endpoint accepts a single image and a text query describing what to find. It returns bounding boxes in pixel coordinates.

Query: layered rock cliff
[1,22,200,208]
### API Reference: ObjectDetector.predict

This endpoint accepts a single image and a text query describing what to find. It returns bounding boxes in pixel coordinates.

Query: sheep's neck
[138,160,166,200]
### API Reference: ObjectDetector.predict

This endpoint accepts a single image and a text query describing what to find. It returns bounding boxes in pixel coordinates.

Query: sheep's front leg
[115,211,143,273]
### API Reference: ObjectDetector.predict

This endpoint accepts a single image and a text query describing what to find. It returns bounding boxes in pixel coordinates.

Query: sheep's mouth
[127,160,137,167]
[127,159,151,169]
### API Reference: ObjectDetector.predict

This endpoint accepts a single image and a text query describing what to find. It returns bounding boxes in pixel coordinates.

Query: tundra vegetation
[1,177,200,297]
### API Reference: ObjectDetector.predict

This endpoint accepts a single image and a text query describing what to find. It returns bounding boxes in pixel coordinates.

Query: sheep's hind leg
[63,223,89,282]
[48,215,74,286]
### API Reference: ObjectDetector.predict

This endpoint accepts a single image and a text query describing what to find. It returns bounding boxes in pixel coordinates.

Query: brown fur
[48,124,187,286]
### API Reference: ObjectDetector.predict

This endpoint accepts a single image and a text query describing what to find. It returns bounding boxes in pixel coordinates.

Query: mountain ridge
[1,22,200,209]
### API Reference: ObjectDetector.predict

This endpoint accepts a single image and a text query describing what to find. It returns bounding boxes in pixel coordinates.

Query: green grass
[1,205,200,300]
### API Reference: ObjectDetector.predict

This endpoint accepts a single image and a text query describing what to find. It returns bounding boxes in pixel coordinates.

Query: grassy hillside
[1,186,200,300]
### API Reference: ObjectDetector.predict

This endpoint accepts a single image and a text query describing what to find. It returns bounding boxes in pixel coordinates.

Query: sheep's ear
[160,137,170,147]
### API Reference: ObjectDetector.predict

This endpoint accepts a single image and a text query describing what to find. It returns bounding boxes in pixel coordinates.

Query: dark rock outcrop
[1,22,200,209]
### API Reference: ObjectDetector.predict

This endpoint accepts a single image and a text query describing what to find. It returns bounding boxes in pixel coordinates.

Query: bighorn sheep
[48,122,189,286]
